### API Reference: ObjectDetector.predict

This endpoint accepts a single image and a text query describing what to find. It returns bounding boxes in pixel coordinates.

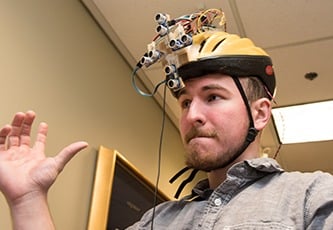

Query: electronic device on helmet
[135,8,276,100]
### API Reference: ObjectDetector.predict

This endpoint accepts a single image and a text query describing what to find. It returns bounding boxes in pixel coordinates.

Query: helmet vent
[212,38,226,52]
[198,39,207,53]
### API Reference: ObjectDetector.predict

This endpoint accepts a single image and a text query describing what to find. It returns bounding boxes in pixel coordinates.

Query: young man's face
[178,74,249,171]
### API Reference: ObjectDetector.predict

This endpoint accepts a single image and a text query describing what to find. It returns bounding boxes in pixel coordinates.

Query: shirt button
[214,198,222,206]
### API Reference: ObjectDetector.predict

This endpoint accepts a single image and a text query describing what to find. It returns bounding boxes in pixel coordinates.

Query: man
[127,29,333,229]
[1,10,333,230]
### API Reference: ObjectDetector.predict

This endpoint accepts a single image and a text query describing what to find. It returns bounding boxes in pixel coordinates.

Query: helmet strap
[231,76,259,145]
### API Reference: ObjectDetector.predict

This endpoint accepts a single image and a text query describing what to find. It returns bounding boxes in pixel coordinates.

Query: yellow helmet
[177,31,276,98]
[136,9,276,99]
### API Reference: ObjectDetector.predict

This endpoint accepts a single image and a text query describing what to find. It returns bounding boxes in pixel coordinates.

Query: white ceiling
[82,0,333,174]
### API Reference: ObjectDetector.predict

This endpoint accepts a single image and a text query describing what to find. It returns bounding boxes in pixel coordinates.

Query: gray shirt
[128,158,333,229]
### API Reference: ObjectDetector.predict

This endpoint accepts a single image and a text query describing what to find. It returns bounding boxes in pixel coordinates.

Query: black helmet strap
[231,76,258,143]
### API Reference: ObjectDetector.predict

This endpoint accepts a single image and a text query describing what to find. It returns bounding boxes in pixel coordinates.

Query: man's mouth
[185,128,217,144]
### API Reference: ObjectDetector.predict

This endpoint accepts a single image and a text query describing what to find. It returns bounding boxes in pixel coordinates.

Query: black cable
[150,82,167,230]
[130,65,168,229]
[273,143,282,159]
[131,66,166,97]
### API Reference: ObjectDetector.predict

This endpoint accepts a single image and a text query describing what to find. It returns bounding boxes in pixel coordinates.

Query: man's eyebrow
[202,84,229,92]
[177,83,230,99]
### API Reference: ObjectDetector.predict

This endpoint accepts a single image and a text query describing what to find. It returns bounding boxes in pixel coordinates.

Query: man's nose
[186,101,206,126]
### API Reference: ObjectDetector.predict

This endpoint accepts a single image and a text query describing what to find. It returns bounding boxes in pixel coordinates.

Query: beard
[183,126,248,172]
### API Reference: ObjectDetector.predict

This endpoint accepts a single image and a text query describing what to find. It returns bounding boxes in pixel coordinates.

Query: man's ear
[251,98,272,131]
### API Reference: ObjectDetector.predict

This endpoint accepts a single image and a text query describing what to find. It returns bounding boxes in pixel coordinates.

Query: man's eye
[207,95,221,102]
[180,100,191,109]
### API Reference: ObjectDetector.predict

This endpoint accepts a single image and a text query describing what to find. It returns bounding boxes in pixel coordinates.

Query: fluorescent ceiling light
[272,100,333,144]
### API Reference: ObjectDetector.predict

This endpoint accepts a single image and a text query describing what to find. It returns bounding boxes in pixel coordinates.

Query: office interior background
[0,1,332,229]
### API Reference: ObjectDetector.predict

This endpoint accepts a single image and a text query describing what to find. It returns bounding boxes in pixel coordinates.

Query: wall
[0,1,202,229]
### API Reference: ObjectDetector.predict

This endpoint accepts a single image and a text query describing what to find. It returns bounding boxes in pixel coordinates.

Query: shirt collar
[244,157,284,173]
[184,157,284,201]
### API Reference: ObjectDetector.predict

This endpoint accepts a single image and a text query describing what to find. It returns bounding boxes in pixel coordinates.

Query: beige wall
[0,1,203,229]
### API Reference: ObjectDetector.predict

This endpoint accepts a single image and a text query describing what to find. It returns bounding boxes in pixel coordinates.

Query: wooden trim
[87,146,169,229]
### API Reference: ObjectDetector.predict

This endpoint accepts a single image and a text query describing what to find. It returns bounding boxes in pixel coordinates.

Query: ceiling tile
[234,0,333,48]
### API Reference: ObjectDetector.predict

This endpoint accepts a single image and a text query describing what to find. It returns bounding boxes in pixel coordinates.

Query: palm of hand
[0,111,56,203]
[0,142,58,204]
[0,111,88,205]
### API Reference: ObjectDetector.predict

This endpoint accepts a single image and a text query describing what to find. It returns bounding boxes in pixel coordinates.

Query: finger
[7,112,25,148]
[54,141,88,172]
[33,122,49,154]
[0,125,12,151]
[19,110,36,147]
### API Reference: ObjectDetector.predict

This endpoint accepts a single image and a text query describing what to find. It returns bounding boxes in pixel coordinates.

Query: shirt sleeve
[305,171,333,229]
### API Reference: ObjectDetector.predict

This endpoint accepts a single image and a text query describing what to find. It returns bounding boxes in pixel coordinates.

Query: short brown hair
[242,76,270,103]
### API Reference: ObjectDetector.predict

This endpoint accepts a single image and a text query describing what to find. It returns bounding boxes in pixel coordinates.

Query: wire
[150,81,167,230]
[131,66,166,97]
[273,143,282,159]
[197,8,224,33]
[151,8,225,44]
[131,65,168,229]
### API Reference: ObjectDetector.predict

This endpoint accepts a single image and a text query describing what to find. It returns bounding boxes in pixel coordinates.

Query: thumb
[54,141,88,172]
